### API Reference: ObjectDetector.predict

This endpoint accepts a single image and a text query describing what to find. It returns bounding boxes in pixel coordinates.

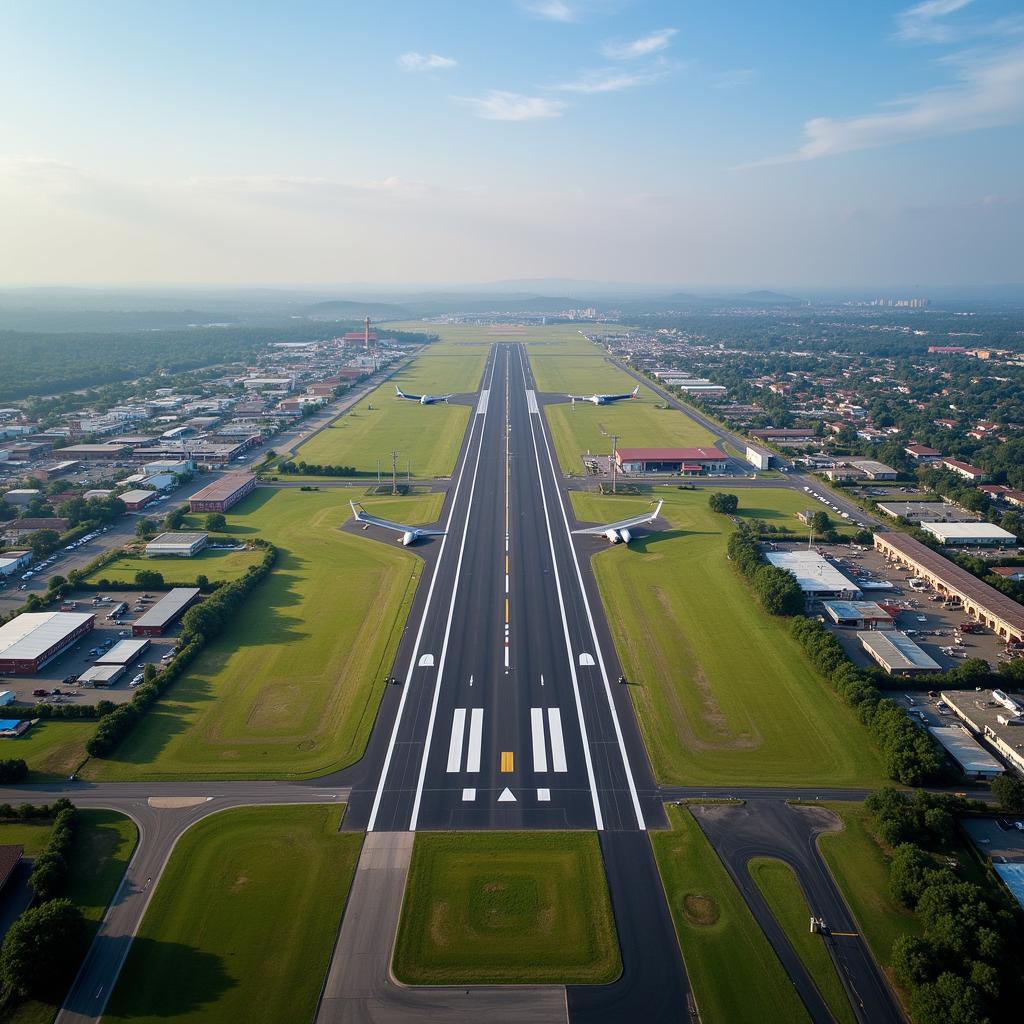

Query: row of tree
[277,460,357,476]
[725,526,805,616]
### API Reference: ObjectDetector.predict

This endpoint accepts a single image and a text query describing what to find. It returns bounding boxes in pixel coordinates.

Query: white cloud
[895,0,973,43]
[746,45,1024,166]
[397,52,457,72]
[552,61,677,94]
[601,28,676,61]
[456,90,566,121]
[713,68,757,89]
[521,1,576,22]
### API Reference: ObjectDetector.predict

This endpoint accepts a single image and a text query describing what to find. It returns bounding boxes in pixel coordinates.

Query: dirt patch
[789,803,844,836]
[230,875,249,893]
[428,899,450,948]
[682,892,720,927]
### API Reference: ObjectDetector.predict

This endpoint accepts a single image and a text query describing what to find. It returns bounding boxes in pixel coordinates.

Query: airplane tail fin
[349,500,365,519]
[631,385,640,397]
[394,386,404,397]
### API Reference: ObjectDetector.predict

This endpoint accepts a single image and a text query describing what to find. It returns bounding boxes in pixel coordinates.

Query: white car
[130,673,145,687]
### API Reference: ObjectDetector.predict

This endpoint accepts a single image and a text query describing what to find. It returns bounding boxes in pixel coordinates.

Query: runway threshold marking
[531,708,548,772]
[446,708,467,773]
[500,750,514,772]
[462,788,476,801]
[466,708,484,772]
[547,708,568,772]
[537,788,551,801]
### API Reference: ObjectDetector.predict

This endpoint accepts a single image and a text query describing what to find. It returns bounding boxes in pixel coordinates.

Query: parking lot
[808,541,1011,675]
[0,587,181,707]
[962,817,1024,863]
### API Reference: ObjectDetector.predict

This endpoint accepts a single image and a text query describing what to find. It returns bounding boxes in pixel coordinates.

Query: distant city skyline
[1,0,1022,287]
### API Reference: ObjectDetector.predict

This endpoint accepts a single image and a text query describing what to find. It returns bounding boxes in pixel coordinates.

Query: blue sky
[1,0,1022,289]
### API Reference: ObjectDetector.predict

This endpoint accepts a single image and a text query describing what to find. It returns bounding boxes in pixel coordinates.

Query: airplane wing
[572,500,664,536]
[349,501,445,536]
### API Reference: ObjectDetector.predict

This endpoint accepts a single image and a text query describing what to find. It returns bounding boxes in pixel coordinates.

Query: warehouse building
[858,630,941,675]
[745,445,774,471]
[0,551,31,578]
[927,725,1003,779]
[145,532,208,558]
[875,532,1024,643]
[96,638,151,665]
[79,664,126,688]
[940,690,1024,774]
[118,489,158,511]
[0,612,95,674]
[849,460,898,480]
[54,443,130,461]
[765,550,862,600]
[189,473,256,513]
[132,588,201,636]
[614,447,728,475]
[823,600,895,629]
[877,501,977,523]
[919,521,1017,547]
[1,489,41,506]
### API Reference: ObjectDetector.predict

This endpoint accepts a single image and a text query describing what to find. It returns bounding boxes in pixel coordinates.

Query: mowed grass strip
[574,488,884,787]
[529,352,634,395]
[104,805,361,1024]
[651,805,811,1024]
[735,487,858,537]
[85,546,263,585]
[2,719,94,781]
[84,489,441,780]
[747,857,857,1024]
[392,832,621,986]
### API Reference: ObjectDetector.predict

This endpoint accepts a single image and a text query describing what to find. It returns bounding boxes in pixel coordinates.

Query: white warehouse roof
[0,612,94,661]
[920,522,1016,544]
[928,725,1003,775]
[764,550,861,595]
[96,639,150,665]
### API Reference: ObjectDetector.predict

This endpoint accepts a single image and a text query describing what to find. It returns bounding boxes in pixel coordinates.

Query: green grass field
[82,489,441,780]
[735,488,857,537]
[574,488,885,787]
[651,805,811,1024]
[84,547,263,586]
[1,719,94,781]
[748,857,857,1024]
[392,832,621,986]
[5,809,137,1024]
[104,805,361,1024]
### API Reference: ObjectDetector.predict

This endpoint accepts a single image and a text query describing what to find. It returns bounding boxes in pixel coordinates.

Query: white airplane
[395,386,453,405]
[568,385,640,406]
[349,501,446,546]
[572,500,664,545]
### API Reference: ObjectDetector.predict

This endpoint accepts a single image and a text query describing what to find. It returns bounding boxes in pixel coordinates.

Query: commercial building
[145,532,208,558]
[765,550,862,600]
[132,588,201,636]
[849,460,898,480]
[858,630,941,675]
[745,445,774,471]
[877,501,976,523]
[0,612,95,674]
[188,473,256,513]
[940,690,1024,774]
[118,489,157,511]
[614,447,728,475]
[750,428,817,442]
[919,522,1017,547]
[941,459,987,482]
[927,725,1003,779]
[2,489,41,506]
[823,600,895,629]
[53,443,130,461]
[905,444,942,462]
[79,664,126,687]
[96,638,151,665]
[875,532,1024,642]
[0,551,31,577]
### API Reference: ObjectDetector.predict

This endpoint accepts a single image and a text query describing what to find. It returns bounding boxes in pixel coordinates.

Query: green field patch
[736,488,857,536]
[83,489,440,780]
[84,546,263,586]
[529,353,635,395]
[104,805,361,1024]
[574,488,884,787]
[1,719,93,781]
[652,805,811,1024]
[748,857,857,1024]
[393,832,620,986]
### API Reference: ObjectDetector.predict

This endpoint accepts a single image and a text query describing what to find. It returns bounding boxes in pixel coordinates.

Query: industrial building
[745,445,774,471]
[189,473,256,513]
[53,443,130,461]
[927,725,1003,779]
[848,460,898,480]
[96,638,151,665]
[79,664,126,687]
[145,532,208,558]
[1,489,41,506]
[940,690,1024,774]
[614,447,728,475]
[874,532,1024,643]
[822,600,895,629]
[118,489,158,511]
[857,630,941,675]
[919,521,1017,547]
[942,459,987,482]
[132,588,201,636]
[0,551,31,577]
[0,612,95,674]
[750,428,816,442]
[877,501,977,523]
[764,550,862,600]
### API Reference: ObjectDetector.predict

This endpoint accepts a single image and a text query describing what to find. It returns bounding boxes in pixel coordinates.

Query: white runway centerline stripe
[466,708,484,773]
[446,708,467,773]
[530,708,547,773]
[547,708,568,773]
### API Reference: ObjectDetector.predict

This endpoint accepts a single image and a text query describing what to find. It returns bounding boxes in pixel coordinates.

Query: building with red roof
[614,447,728,475]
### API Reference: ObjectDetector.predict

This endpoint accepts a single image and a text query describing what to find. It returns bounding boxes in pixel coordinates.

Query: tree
[143,663,157,683]
[164,504,187,530]
[753,564,805,615]
[195,573,209,590]
[0,899,87,998]
[134,569,164,588]
[810,510,833,536]
[889,843,932,907]
[135,518,156,539]
[708,492,739,514]
[204,512,226,531]
[991,774,1024,813]
[891,934,935,988]
[27,529,61,559]
[47,574,67,592]
[0,759,27,783]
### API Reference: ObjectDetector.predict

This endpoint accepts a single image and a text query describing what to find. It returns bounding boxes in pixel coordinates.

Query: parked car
[130,673,145,687]
[32,688,49,697]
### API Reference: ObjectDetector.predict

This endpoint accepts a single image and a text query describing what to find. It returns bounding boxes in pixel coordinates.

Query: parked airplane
[568,385,640,406]
[572,500,664,545]
[349,501,446,546]
[395,386,453,405]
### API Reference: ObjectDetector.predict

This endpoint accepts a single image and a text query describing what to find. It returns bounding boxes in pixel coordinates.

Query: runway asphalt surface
[0,340,906,1024]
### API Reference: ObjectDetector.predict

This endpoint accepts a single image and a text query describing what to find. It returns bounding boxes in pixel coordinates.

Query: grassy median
[575,488,885,788]
[651,805,810,1024]
[84,489,440,780]
[104,805,360,1024]
[392,832,621,985]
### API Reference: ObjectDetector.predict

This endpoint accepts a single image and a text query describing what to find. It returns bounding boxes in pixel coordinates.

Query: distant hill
[736,290,802,305]
[306,299,415,319]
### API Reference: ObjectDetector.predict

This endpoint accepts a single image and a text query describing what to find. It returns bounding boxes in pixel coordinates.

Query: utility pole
[376,458,380,486]
[391,449,399,496]
[610,434,619,494]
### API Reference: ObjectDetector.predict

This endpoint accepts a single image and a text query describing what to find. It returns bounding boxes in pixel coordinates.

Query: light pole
[610,434,619,494]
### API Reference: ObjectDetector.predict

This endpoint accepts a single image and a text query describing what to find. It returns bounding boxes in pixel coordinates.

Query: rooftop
[189,473,253,501]
[133,588,201,629]
[765,550,861,594]
[0,612,94,661]
[858,629,941,671]
[615,447,726,460]
[146,532,208,547]
[928,725,1003,774]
